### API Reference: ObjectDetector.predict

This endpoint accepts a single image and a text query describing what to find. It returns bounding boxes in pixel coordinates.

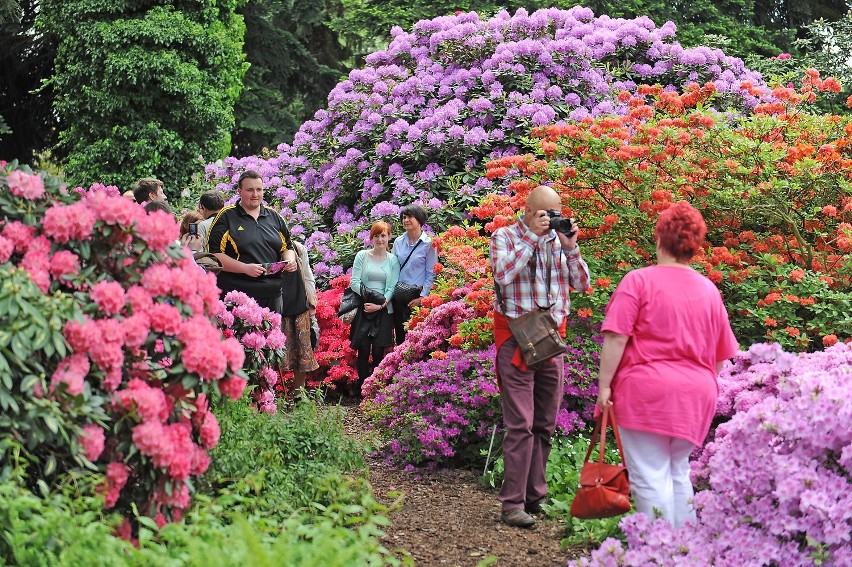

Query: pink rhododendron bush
[574,343,852,566]
[217,291,286,414]
[0,161,247,524]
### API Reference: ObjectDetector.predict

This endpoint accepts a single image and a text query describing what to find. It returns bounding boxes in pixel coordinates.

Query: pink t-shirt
[602,265,739,446]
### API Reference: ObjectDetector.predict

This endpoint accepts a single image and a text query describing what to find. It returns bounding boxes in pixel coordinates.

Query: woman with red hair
[596,201,738,527]
[349,221,400,386]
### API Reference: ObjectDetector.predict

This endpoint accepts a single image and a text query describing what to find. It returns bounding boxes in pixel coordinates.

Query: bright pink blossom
[6,170,45,199]
[50,353,90,396]
[80,423,106,462]
[122,313,151,348]
[241,331,267,350]
[0,221,35,253]
[147,303,183,335]
[100,462,130,508]
[126,285,154,314]
[157,481,190,509]
[86,192,141,227]
[43,202,95,243]
[198,411,220,448]
[49,250,80,280]
[218,375,247,400]
[181,340,228,381]
[0,235,12,263]
[265,328,286,350]
[63,317,93,352]
[90,280,126,316]
[116,378,169,423]
[135,210,180,252]
[219,337,246,371]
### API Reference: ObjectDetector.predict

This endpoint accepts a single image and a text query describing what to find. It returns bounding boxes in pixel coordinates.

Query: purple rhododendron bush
[0,161,248,526]
[205,7,770,282]
[573,343,852,566]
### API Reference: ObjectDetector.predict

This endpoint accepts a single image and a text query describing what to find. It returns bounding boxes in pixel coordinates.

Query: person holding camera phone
[206,170,297,316]
[179,210,204,252]
[490,185,590,528]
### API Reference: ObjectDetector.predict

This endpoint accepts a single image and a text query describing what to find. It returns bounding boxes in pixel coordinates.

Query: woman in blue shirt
[391,205,438,344]
[350,221,400,384]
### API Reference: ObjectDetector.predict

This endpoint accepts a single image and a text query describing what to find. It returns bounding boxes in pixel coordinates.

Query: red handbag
[569,405,631,519]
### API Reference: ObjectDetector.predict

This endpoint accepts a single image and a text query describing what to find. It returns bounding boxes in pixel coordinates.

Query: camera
[546,210,577,237]
[188,223,198,237]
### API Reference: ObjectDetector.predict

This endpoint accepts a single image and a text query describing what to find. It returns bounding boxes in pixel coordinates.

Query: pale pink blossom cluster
[6,169,45,200]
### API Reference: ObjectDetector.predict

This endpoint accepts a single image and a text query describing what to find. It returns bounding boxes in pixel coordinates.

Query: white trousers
[618,427,697,528]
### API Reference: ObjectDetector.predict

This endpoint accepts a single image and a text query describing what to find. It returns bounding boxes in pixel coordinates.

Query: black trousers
[356,343,387,382]
[392,300,413,345]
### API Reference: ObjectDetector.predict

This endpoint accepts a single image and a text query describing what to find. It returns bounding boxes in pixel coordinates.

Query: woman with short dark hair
[596,201,739,527]
[391,204,438,344]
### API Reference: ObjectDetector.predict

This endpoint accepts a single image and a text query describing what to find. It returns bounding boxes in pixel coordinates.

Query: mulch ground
[340,402,586,567]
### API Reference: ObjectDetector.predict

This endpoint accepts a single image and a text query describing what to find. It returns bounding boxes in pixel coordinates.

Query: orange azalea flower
[595,277,611,288]
[448,334,464,347]
[577,308,593,318]
[823,334,839,347]
[433,263,443,274]
[784,327,801,336]
[764,317,777,327]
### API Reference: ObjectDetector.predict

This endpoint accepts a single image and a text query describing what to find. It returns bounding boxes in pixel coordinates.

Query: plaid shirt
[490,220,590,326]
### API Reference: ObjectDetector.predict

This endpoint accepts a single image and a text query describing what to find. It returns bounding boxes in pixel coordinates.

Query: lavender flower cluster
[205,7,770,279]
[362,347,501,468]
[574,343,852,566]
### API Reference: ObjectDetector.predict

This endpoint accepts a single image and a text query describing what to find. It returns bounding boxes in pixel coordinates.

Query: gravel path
[341,403,584,567]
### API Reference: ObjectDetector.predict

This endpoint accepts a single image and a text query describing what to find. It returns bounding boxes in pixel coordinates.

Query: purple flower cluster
[205,8,770,281]
[574,343,852,566]
[363,299,474,398]
[362,347,501,467]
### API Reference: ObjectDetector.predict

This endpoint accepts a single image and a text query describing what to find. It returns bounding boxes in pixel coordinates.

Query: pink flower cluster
[217,291,286,413]
[574,343,852,566]
[363,299,474,398]
[6,170,45,200]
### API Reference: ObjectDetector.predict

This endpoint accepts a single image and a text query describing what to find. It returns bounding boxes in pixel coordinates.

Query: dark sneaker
[525,499,545,515]
[501,509,536,528]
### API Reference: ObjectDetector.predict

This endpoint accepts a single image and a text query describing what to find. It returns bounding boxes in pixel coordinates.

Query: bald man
[490,185,590,528]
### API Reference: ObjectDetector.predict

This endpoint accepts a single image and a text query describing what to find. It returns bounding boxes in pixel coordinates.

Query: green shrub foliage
[37,0,248,192]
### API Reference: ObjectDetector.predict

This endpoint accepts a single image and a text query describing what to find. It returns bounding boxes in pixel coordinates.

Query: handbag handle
[583,405,626,466]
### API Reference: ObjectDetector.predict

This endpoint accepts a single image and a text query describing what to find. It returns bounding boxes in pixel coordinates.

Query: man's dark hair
[132,178,162,204]
[236,170,262,190]
[399,204,428,226]
[143,200,173,214]
[199,190,224,212]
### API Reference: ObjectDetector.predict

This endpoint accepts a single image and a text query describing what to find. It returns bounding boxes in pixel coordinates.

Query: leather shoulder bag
[570,405,632,519]
[495,245,566,368]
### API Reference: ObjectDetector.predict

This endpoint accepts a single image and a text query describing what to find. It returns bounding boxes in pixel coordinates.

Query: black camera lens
[546,211,576,236]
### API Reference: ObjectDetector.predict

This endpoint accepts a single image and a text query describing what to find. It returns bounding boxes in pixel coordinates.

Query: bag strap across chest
[495,242,556,314]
